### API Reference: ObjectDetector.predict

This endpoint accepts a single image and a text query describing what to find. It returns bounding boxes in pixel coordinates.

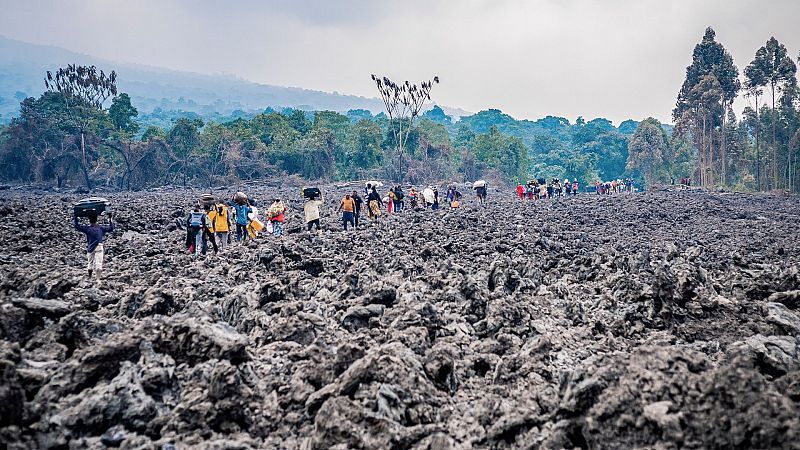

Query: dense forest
[0,27,798,192]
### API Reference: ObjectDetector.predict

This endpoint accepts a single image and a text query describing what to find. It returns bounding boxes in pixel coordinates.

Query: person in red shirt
[516,183,524,200]
[267,199,288,237]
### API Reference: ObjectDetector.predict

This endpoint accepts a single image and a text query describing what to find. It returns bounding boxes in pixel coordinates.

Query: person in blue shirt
[74,212,115,281]
[233,201,252,242]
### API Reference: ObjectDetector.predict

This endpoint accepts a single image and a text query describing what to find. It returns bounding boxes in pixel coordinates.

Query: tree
[472,126,528,181]
[44,65,118,189]
[690,74,724,186]
[287,109,311,135]
[371,74,439,180]
[345,119,383,171]
[108,93,139,136]
[673,28,740,186]
[166,118,203,185]
[746,37,797,189]
[627,118,670,188]
[744,62,766,189]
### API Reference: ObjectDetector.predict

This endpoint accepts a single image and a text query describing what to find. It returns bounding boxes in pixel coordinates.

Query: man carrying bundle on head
[73,201,115,283]
[303,187,324,233]
[473,180,487,205]
[232,192,252,243]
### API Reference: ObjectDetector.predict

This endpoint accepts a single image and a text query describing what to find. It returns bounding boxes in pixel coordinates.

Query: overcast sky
[1,0,798,124]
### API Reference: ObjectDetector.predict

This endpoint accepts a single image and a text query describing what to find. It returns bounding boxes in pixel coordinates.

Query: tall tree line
[675,27,800,192]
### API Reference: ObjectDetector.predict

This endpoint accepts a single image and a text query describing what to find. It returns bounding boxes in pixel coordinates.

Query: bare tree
[371,74,439,181]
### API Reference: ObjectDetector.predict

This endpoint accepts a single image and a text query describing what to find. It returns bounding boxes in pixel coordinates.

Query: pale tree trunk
[707,112,715,187]
[721,104,727,185]
[397,119,404,181]
[755,97,761,191]
[771,83,778,190]
[701,114,707,186]
[79,131,91,190]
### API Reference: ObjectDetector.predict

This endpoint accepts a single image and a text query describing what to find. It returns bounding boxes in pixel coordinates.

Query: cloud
[0,0,798,124]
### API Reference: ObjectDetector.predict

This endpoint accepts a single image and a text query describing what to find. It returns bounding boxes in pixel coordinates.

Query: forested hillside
[0,28,799,193]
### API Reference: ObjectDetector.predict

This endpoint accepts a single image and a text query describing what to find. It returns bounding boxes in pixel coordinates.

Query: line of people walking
[516,178,579,200]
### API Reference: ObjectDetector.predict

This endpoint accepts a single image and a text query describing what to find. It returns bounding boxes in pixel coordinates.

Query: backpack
[189,211,204,227]
[395,190,404,200]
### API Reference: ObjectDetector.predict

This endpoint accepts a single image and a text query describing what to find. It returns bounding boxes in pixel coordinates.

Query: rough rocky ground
[1,182,799,449]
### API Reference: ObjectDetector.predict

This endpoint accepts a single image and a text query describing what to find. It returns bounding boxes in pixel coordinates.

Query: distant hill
[0,35,471,123]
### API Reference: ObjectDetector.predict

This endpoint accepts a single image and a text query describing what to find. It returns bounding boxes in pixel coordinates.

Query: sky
[0,0,798,124]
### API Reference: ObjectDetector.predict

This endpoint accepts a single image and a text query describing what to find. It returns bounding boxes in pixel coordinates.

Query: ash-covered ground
[1,183,800,449]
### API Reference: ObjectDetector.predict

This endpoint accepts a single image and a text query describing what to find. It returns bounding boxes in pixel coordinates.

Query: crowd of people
[594,178,636,195]
[515,178,579,200]
[176,181,489,257]
[72,174,637,276]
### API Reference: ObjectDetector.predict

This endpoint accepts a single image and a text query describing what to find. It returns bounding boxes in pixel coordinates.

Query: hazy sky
[1,0,798,124]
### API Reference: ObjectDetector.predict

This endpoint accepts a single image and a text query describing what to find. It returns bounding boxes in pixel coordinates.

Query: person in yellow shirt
[207,202,232,251]
[338,194,356,230]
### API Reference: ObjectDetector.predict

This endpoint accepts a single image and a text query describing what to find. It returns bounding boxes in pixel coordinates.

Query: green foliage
[472,126,527,180]
[422,105,452,124]
[141,125,165,142]
[628,118,671,187]
[345,119,383,169]
[108,93,140,136]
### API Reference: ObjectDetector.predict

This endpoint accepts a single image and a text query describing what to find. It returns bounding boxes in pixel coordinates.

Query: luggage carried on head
[247,206,259,221]
[74,197,109,217]
[199,194,216,208]
[234,192,248,204]
[303,187,321,199]
[473,180,486,189]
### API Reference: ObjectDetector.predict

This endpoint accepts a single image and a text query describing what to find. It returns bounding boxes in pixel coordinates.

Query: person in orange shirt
[338,194,356,230]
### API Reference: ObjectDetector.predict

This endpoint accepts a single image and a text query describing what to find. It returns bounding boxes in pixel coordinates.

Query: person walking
[304,194,324,232]
[232,199,252,243]
[422,186,435,209]
[394,185,405,213]
[74,212,115,282]
[338,194,357,230]
[475,183,487,205]
[387,187,396,216]
[351,191,364,227]
[367,187,383,221]
[186,204,211,257]
[207,202,232,251]
[267,198,288,237]
[408,187,419,209]
[516,183,524,200]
